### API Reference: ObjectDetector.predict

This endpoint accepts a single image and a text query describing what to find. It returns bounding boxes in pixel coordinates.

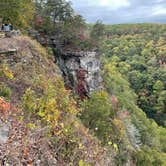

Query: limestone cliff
[53,49,103,98]
[28,30,103,98]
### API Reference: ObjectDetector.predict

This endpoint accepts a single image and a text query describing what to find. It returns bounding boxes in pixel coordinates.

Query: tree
[0,0,35,29]
[62,14,86,43]
[81,91,114,143]
[34,0,73,34]
[153,80,164,95]
[34,0,88,48]
[90,20,105,44]
[156,90,166,114]
[45,0,73,24]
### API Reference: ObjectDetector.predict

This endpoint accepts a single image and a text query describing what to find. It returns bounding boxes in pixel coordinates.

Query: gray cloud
[69,0,166,24]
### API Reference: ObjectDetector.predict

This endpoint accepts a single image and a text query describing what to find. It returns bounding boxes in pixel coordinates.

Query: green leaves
[81,91,114,144]
[90,20,105,46]
[0,84,11,100]
[79,160,91,166]
[22,76,78,131]
[22,88,36,114]
[0,0,35,29]
[101,25,166,164]
[102,24,166,127]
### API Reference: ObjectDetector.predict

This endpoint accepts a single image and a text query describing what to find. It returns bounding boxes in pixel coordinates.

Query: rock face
[28,30,103,98]
[0,120,10,144]
[54,49,103,98]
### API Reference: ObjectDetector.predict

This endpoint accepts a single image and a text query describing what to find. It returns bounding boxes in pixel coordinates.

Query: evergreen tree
[90,20,105,43]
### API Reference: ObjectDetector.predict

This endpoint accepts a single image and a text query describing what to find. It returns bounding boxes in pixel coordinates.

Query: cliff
[53,48,103,99]
[28,30,103,98]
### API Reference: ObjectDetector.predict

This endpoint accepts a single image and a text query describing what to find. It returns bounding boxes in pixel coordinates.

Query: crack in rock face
[54,49,103,99]
[0,120,10,144]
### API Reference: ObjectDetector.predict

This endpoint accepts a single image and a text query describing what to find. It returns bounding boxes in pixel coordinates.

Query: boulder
[0,120,10,144]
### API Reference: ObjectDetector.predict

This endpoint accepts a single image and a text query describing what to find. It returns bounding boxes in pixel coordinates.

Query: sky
[69,0,166,24]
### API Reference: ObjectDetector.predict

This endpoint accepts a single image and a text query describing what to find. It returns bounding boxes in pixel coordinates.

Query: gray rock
[54,49,103,96]
[0,120,10,144]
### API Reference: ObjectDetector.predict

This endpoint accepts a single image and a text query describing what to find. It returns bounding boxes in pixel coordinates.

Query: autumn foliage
[0,97,10,114]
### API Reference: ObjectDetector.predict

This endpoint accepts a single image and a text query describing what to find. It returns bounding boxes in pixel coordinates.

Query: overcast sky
[69,0,166,24]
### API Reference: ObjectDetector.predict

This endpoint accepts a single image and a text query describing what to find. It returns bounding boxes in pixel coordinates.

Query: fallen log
[0,31,5,38]
[0,49,17,55]
[0,30,21,38]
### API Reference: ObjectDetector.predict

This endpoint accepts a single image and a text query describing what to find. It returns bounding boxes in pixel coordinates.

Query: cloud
[94,0,130,9]
[69,0,166,24]
[70,0,130,9]
[152,6,166,16]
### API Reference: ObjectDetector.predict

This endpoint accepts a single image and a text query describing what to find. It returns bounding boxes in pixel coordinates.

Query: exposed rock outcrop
[28,30,103,98]
[0,120,10,144]
[54,49,103,98]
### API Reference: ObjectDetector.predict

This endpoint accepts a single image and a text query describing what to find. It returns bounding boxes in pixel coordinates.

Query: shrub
[81,91,114,144]
[79,160,91,166]
[0,64,14,79]
[22,77,78,131]
[22,88,37,114]
[134,147,166,166]
[0,84,11,100]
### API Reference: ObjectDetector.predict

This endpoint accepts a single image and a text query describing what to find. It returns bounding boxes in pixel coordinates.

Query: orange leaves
[120,110,130,119]
[23,147,30,157]
[111,95,119,112]
[0,97,11,114]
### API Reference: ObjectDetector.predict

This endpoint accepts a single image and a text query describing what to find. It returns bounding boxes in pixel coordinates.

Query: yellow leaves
[37,97,61,129]
[112,118,126,137]
[3,69,13,79]
[60,123,64,128]
[64,128,68,133]
[22,88,36,113]
[22,76,79,132]
[0,64,14,79]
[79,160,91,166]
[113,118,122,127]
[45,98,57,112]
[47,109,60,124]
[112,47,119,54]
[55,128,63,136]
[37,110,45,118]
[27,123,35,130]
[67,99,78,115]
[103,63,117,75]
[98,91,109,98]
[18,115,23,123]
[113,143,118,152]
[108,141,112,145]
[79,143,84,150]
[108,141,118,152]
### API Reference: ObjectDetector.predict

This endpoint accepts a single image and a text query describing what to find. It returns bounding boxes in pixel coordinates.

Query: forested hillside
[104,24,166,127]
[97,23,166,165]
